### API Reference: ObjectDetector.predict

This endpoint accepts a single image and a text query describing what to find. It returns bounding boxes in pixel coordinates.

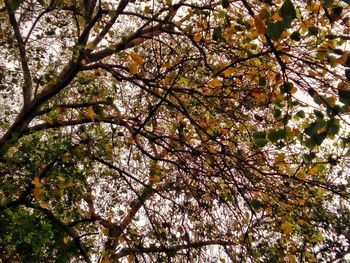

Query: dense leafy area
[0,0,350,262]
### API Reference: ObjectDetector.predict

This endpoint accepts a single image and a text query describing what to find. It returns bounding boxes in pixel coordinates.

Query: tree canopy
[1,0,350,262]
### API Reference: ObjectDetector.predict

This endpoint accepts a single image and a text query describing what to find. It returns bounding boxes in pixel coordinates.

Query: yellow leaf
[309,166,318,175]
[275,153,285,163]
[296,171,307,180]
[144,6,152,14]
[308,70,317,77]
[222,67,235,77]
[325,96,336,107]
[254,15,266,35]
[127,255,135,263]
[39,201,48,209]
[86,42,95,50]
[281,220,293,235]
[32,176,41,187]
[105,145,113,153]
[103,228,109,237]
[298,199,305,206]
[259,34,266,43]
[87,106,95,120]
[129,62,139,75]
[193,32,202,43]
[207,78,222,88]
[335,53,349,66]
[130,51,144,65]
[63,236,69,244]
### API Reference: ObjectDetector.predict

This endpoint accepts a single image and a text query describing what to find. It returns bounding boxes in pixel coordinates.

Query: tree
[0,0,350,261]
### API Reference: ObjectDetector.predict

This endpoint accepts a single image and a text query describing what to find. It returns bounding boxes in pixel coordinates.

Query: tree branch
[4,0,32,107]
[114,240,236,259]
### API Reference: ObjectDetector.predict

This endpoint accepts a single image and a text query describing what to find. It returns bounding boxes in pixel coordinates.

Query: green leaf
[314,110,324,119]
[290,31,301,41]
[295,110,305,118]
[253,131,266,139]
[327,118,340,136]
[267,21,284,40]
[338,89,350,105]
[322,0,334,7]
[280,0,296,26]
[212,27,222,41]
[254,137,269,147]
[280,82,294,93]
[268,129,286,143]
[304,120,327,136]
[304,138,317,149]
[222,0,230,8]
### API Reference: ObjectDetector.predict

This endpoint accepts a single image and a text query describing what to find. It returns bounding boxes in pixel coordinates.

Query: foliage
[0,0,350,262]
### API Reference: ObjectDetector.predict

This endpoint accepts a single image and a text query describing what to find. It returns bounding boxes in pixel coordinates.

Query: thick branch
[23,116,128,135]
[35,206,92,263]
[4,0,32,107]
[114,240,235,259]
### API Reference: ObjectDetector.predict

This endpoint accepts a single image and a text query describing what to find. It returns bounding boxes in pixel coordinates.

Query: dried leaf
[281,220,293,235]
[32,176,41,187]
[130,51,144,65]
[129,62,139,75]
[63,236,69,244]
[87,106,95,120]
[194,32,202,43]
[254,15,266,34]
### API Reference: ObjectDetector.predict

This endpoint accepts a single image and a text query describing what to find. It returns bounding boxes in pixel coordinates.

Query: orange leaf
[129,62,139,75]
[252,89,263,100]
[290,86,297,94]
[254,15,266,35]
[87,106,95,120]
[31,176,41,187]
[193,32,202,43]
[309,166,318,175]
[33,187,42,199]
[130,51,144,65]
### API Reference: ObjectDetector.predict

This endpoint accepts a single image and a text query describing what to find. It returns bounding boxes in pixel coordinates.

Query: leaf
[39,201,48,209]
[212,27,222,41]
[281,220,293,235]
[32,176,41,187]
[254,138,268,147]
[130,51,144,65]
[296,171,307,180]
[254,15,266,34]
[127,255,135,262]
[252,89,263,100]
[222,0,229,8]
[309,166,318,175]
[280,0,297,26]
[33,187,42,199]
[63,236,69,244]
[207,78,222,88]
[87,106,95,120]
[267,21,284,40]
[129,62,139,75]
[272,12,283,22]
[268,129,285,143]
[193,32,202,43]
